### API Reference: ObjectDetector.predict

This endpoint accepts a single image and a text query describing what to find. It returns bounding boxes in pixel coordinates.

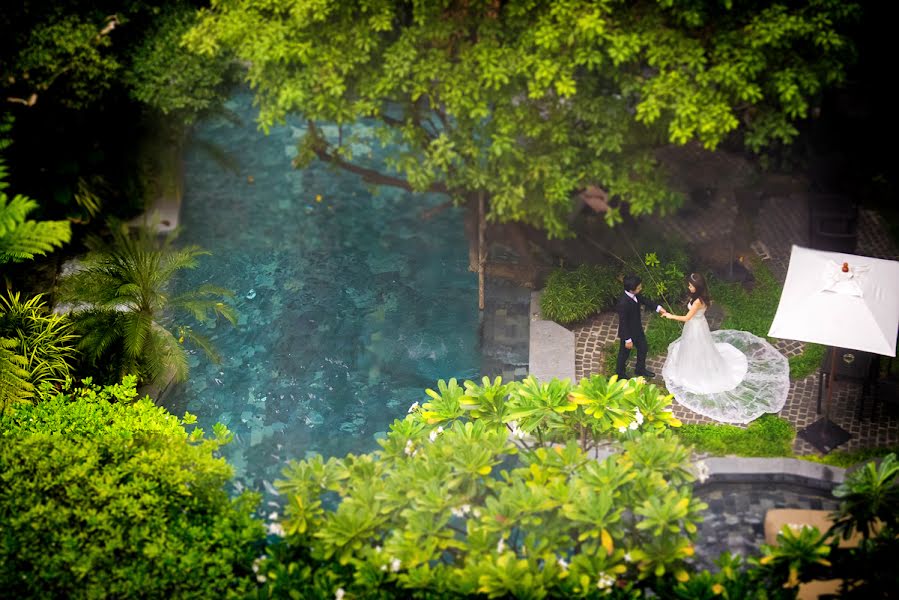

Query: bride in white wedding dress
[661,273,790,424]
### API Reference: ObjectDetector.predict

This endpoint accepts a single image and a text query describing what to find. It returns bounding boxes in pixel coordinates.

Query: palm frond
[180,327,222,364]
[146,326,189,383]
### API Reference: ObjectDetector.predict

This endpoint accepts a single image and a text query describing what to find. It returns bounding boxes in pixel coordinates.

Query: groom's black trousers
[616,332,648,379]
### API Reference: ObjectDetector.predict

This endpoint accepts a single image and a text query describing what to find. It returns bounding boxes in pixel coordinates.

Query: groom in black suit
[616,274,666,379]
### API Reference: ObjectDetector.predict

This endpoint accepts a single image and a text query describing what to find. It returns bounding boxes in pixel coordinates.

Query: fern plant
[0,157,71,264]
[57,222,236,386]
[0,336,33,414]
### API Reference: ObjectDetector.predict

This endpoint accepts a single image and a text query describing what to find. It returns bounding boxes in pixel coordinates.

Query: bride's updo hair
[688,272,712,307]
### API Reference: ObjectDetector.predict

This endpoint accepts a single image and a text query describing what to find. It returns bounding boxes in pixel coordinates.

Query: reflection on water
[163,90,480,490]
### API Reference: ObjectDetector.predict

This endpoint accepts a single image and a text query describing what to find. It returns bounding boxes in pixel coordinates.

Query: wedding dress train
[662,303,790,424]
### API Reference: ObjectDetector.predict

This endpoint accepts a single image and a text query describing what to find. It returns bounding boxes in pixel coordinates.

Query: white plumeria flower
[624,552,633,563]
[374,545,382,553]
[267,522,284,536]
[596,572,616,589]
[557,557,569,570]
[451,507,463,518]
[618,426,627,434]
[335,588,346,600]
[628,420,639,430]
[634,408,644,425]
[695,460,710,484]
[268,511,278,520]
[390,558,401,572]
[460,503,471,514]
[404,440,415,456]
[496,538,505,553]
[428,426,444,443]
[407,402,420,414]
[472,508,482,518]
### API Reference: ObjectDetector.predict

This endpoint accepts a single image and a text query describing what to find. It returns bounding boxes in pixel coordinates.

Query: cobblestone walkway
[572,152,899,455]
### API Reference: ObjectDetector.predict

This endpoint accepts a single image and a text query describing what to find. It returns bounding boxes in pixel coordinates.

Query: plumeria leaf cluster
[263,375,703,598]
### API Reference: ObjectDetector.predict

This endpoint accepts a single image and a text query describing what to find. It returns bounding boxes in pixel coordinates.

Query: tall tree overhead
[188,0,859,237]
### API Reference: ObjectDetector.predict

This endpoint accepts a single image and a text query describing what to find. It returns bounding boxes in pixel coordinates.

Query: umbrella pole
[824,348,837,420]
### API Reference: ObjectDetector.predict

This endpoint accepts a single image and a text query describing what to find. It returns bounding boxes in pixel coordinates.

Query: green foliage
[758,523,832,590]
[0,377,265,599]
[265,382,704,599]
[712,260,781,338]
[125,5,236,125]
[831,452,899,542]
[635,249,690,310]
[0,336,32,413]
[541,264,620,324]
[802,446,899,469]
[664,552,795,600]
[674,415,795,457]
[0,151,71,263]
[57,222,236,386]
[0,292,78,390]
[787,342,825,380]
[188,0,858,237]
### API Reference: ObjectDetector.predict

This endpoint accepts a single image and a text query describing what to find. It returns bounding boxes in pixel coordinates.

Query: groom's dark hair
[623,274,641,292]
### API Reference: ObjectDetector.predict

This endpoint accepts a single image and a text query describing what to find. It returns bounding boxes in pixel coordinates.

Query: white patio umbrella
[769,245,899,356]
[768,245,899,451]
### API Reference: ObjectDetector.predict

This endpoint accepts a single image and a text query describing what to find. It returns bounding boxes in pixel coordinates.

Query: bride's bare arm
[665,299,703,322]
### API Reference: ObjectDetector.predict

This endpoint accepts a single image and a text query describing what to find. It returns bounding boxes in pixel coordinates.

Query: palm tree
[58,222,236,386]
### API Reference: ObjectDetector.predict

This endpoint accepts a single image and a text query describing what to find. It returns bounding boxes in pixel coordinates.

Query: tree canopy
[188,0,859,237]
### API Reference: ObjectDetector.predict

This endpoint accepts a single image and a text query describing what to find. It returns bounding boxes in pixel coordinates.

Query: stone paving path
[571,147,899,456]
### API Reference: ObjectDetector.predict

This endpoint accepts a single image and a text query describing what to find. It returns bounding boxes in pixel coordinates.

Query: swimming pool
[162,90,486,490]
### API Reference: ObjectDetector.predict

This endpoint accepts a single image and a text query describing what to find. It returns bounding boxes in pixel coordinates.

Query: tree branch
[306,120,450,195]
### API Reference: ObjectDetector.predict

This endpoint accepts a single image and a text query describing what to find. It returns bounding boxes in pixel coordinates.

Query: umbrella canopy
[768,245,899,357]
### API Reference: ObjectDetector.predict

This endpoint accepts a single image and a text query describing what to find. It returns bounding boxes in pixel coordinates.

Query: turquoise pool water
[163,91,481,489]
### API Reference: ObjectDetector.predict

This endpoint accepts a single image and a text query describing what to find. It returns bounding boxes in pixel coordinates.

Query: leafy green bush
[0,377,265,599]
[263,376,703,599]
[674,415,795,457]
[633,248,690,310]
[712,260,781,337]
[540,263,620,324]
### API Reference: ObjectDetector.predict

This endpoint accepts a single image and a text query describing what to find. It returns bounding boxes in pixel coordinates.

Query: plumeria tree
[258,375,706,598]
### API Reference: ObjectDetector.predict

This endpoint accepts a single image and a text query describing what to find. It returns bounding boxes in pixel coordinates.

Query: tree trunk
[478,191,486,310]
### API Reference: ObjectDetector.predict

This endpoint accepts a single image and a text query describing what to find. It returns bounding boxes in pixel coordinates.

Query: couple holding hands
[615,272,790,424]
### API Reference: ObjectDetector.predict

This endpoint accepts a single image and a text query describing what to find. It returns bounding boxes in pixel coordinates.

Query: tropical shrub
[540,264,620,324]
[0,291,78,387]
[0,376,265,599]
[57,222,236,385]
[259,376,701,598]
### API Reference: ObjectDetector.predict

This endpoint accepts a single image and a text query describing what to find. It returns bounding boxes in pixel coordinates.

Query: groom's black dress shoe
[636,370,656,378]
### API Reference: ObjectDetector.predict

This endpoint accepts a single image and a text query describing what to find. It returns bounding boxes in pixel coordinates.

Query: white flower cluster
[407,402,420,414]
[694,460,710,484]
[404,439,418,457]
[429,426,444,442]
[335,588,346,600]
[556,557,569,571]
[496,538,506,553]
[450,503,472,518]
[252,555,268,583]
[508,421,526,440]
[618,408,645,433]
[596,572,616,590]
